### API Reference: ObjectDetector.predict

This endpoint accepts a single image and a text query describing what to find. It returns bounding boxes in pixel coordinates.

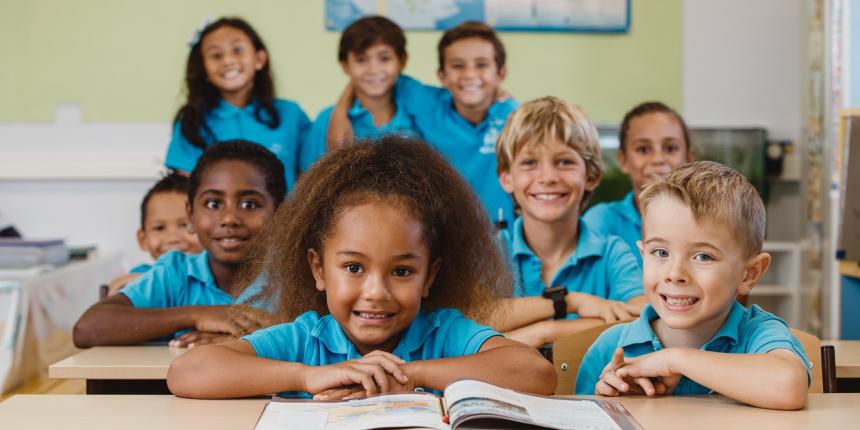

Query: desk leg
[85,379,171,395]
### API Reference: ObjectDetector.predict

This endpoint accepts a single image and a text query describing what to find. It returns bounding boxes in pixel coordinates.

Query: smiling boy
[398,21,517,228]
[575,161,810,411]
[488,97,645,348]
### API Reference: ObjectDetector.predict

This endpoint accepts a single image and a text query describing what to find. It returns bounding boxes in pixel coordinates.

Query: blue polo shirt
[500,217,643,318]
[165,98,311,189]
[129,263,152,274]
[121,250,266,313]
[574,302,811,395]
[398,77,517,228]
[583,192,643,267]
[243,308,500,397]
[303,78,420,170]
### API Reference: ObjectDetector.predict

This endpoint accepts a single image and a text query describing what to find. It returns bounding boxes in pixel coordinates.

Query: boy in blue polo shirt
[576,161,810,410]
[395,21,517,228]
[305,16,418,165]
[74,141,283,348]
[490,97,645,348]
[583,102,693,267]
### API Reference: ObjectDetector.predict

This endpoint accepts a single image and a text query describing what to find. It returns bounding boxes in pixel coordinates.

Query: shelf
[750,286,794,297]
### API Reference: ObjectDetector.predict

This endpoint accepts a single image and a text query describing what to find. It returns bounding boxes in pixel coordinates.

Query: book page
[255,393,449,430]
[444,380,629,430]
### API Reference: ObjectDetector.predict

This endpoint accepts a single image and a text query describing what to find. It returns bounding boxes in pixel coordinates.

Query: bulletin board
[325,0,631,33]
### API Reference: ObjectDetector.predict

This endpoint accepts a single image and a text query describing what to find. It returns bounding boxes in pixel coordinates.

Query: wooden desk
[49,346,186,394]
[0,394,857,429]
[824,340,860,392]
[823,340,860,378]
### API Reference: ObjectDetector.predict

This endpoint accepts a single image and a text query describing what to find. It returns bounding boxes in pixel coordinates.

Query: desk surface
[49,346,186,380]
[824,340,860,378]
[0,394,856,430]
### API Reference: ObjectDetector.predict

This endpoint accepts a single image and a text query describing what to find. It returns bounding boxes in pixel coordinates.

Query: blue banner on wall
[325,0,630,33]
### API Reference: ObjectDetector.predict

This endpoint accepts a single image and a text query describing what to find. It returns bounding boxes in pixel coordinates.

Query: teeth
[223,70,240,78]
[357,312,390,320]
[665,296,697,306]
[219,238,241,243]
[533,193,562,201]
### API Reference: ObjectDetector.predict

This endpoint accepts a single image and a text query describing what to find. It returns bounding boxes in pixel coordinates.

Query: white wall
[682,0,805,144]
[1,1,810,268]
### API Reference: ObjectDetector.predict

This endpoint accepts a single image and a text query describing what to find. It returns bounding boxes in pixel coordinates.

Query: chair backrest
[552,321,622,395]
[790,328,822,393]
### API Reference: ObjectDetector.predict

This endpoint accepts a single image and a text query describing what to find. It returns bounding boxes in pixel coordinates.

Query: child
[74,141,284,349]
[166,136,556,399]
[307,16,417,157]
[492,97,645,348]
[393,21,518,229]
[583,102,693,266]
[106,173,202,295]
[576,161,810,411]
[165,17,312,189]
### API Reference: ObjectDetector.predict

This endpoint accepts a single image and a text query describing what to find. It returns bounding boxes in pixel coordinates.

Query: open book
[254,379,642,430]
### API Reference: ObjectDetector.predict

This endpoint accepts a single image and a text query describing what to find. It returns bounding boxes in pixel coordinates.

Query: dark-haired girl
[165,17,311,189]
[583,102,694,267]
[167,136,556,399]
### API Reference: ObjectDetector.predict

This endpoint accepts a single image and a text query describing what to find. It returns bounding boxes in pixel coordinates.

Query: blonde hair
[639,161,766,256]
[495,96,603,207]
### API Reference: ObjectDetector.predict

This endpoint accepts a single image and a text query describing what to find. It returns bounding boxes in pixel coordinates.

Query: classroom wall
[0,0,807,267]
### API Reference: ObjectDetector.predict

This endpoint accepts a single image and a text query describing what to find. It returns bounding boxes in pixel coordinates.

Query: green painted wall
[1,0,681,125]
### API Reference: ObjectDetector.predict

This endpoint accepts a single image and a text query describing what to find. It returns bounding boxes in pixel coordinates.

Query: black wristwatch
[542,286,568,320]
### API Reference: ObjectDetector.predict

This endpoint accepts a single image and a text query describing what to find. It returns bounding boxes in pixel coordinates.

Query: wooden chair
[552,321,622,395]
[790,328,838,393]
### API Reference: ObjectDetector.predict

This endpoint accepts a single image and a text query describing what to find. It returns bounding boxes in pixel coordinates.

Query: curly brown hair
[235,136,512,323]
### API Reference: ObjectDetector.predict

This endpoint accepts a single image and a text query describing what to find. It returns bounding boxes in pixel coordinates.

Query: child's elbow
[166,355,201,398]
[72,316,97,348]
[534,357,558,395]
[763,367,808,410]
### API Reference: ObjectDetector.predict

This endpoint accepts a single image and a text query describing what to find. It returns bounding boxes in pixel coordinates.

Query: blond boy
[490,97,645,347]
[575,161,810,410]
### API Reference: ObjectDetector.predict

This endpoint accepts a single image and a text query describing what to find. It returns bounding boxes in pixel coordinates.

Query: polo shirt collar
[619,301,747,349]
[510,217,605,263]
[572,219,609,262]
[311,311,441,358]
[619,192,642,225]
[347,98,368,118]
[212,98,256,119]
[186,251,215,285]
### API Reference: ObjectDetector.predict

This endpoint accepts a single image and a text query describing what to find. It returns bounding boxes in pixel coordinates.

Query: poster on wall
[325,0,630,32]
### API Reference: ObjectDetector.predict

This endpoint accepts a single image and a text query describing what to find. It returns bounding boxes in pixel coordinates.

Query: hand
[302,351,411,399]
[191,305,278,337]
[169,330,234,348]
[105,273,141,296]
[570,294,641,323]
[615,348,683,395]
[335,81,356,108]
[315,371,416,401]
[596,347,650,396]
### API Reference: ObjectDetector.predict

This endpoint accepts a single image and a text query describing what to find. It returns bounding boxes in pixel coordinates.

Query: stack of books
[0,238,68,267]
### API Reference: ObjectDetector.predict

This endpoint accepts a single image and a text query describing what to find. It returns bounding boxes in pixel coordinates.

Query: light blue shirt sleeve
[437,309,501,357]
[119,252,183,308]
[300,107,332,172]
[574,325,624,394]
[744,311,812,383]
[165,121,204,173]
[396,75,446,118]
[604,238,644,302]
[242,313,316,362]
[582,204,612,237]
